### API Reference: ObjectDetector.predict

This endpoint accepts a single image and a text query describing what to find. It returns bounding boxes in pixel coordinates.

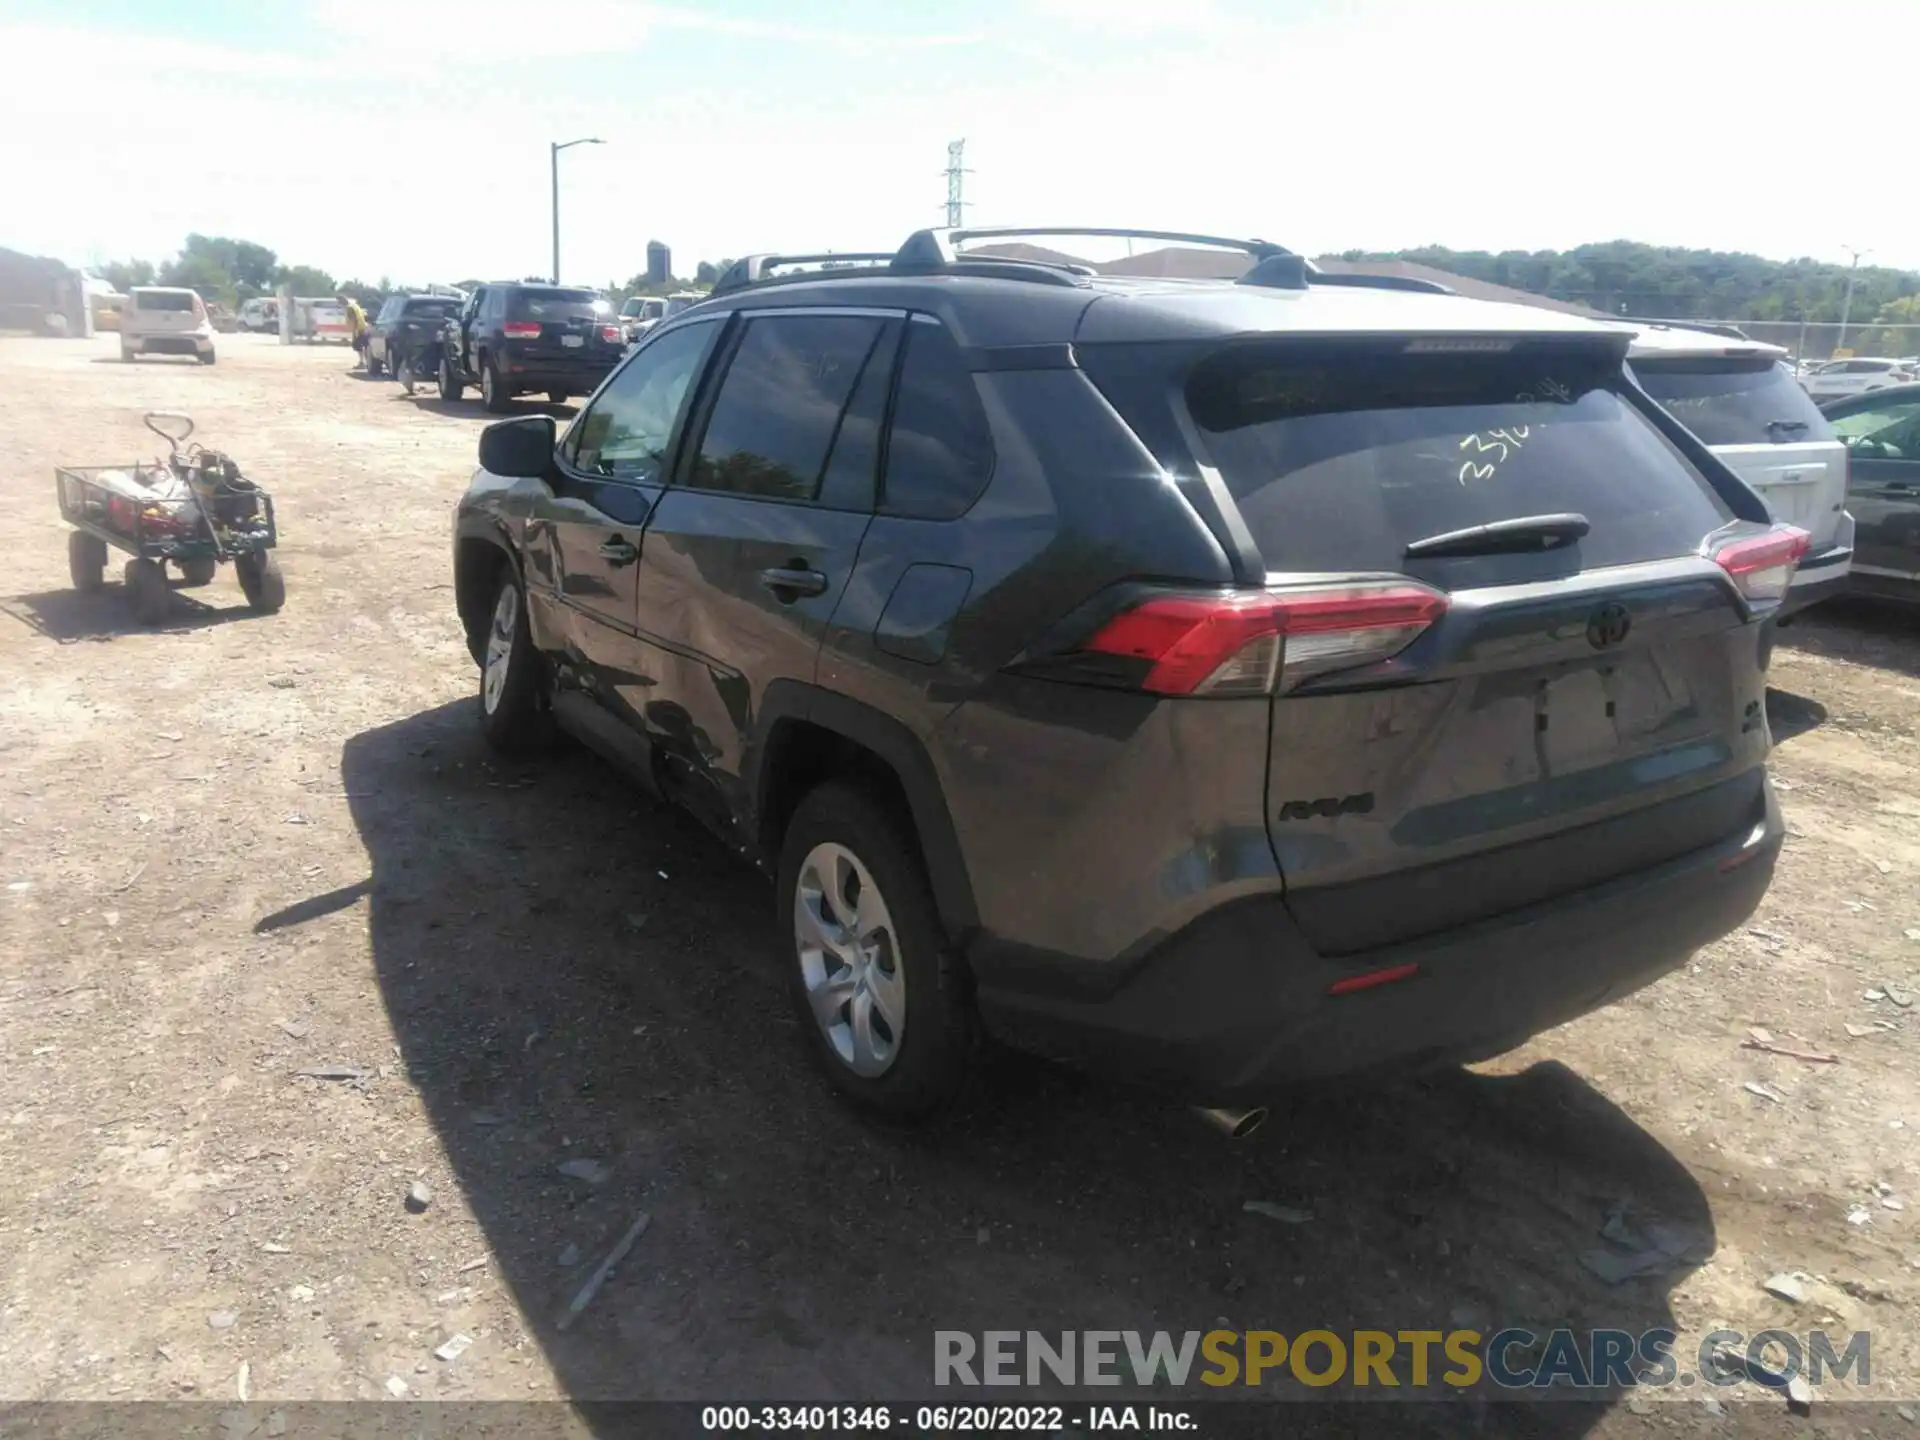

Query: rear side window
[687,314,890,503]
[880,321,996,520]
[509,288,603,322]
[134,291,198,312]
[1187,344,1731,577]
[1633,357,1835,447]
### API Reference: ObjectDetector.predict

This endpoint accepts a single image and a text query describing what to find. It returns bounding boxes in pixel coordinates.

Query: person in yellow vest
[344,296,370,369]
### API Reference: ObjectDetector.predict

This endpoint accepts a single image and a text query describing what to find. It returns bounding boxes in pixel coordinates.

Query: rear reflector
[503,322,542,339]
[1708,525,1810,604]
[1080,582,1448,696]
[1327,962,1421,996]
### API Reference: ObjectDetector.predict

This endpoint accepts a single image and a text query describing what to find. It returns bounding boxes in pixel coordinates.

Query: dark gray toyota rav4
[452,226,1804,1125]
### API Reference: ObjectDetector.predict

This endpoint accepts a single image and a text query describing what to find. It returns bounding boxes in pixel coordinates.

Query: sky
[3,0,1916,288]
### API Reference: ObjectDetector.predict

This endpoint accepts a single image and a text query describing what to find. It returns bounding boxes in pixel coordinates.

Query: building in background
[646,241,671,287]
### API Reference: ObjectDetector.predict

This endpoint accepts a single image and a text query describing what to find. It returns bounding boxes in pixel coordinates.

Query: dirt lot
[1,332,1917,1435]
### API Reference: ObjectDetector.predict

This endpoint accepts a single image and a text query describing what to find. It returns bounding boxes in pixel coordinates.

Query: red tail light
[1080,582,1448,697]
[502,321,542,339]
[1707,525,1809,604]
[599,324,623,343]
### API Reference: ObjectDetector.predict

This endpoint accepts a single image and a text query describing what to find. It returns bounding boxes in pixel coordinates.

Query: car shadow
[330,701,1710,1427]
[0,584,259,641]
[1778,600,1920,681]
[1764,686,1828,745]
[87,356,209,366]
[403,395,578,420]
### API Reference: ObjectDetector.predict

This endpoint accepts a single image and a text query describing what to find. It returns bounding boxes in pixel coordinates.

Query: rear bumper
[496,355,618,393]
[975,781,1783,1103]
[127,334,213,356]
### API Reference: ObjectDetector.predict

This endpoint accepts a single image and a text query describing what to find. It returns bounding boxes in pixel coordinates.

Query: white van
[1627,324,1850,614]
[122,287,216,364]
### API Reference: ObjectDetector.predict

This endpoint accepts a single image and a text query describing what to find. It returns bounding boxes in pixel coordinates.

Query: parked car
[365,293,464,381]
[120,287,215,364]
[618,295,665,343]
[436,283,625,413]
[451,227,1798,1124]
[1626,324,1851,615]
[1801,356,1916,402]
[238,298,279,333]
[1819,382,1920,605]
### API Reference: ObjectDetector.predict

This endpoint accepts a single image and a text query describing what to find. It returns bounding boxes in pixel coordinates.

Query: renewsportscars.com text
[934,1328,1870,1392]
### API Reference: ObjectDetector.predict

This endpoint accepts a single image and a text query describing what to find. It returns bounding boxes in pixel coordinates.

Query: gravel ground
[1,332,1917,1435]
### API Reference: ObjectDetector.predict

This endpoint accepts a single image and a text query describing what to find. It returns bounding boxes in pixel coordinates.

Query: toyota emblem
[1586,602,1632,650]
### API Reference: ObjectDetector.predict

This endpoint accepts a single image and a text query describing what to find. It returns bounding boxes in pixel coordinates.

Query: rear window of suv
[1184,342,1731,578]
[509,288,604,322]
[133,290,199,312]
[1631,356,1834,448]
[402,298,458,321]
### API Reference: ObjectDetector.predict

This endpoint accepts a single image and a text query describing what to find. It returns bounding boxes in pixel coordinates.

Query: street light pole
[1837,244,1870,353]
[550,137,604,284]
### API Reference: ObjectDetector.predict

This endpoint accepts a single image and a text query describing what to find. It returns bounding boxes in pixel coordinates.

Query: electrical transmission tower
[944,140,970,228]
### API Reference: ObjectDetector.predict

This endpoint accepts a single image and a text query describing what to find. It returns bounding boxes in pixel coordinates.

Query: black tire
[548,391,568,405]
[124,557,169,625]
[366,351,383,377]
[395,352,414,394]
[235,551,286,613]
[477,566,549,753]
[777,782,977,1122]
[120,345,136,363]
[177,555,218,587]
[437,354,463,402]
[199,349,216,366]
[481,356,512,413]
[68,531,107,592]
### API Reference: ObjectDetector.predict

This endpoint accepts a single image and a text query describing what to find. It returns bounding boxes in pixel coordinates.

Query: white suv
[121,287,216,365]
[1628,324,1851,615]
[1802,356,1915,402]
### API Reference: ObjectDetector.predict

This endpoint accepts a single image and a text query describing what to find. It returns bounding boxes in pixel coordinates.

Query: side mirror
[478,415,556,479]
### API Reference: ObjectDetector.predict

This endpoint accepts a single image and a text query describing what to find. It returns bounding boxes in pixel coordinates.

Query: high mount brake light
[1707,525,1810,604]
[1081,583,1448,697]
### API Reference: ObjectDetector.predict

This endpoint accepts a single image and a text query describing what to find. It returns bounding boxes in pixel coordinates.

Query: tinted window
[376,298,404,323]
[880,321,996,519]
[403,298,458,321]
[134,291,198,312]
[1632,357,1834,447]
[1187,344,1731,577]
[564,321,716,482]
[1830,399,1920,461]
[509,287,604,322]
[688,315,888,502]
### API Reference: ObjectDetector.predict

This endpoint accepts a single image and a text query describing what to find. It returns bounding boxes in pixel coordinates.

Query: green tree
[97,259,155,292]
[161,251,238,305]
[1335,241,1920,323]
[275,264,337,296]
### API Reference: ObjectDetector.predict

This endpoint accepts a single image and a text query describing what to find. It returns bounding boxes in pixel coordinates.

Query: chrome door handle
[599,537,638,566]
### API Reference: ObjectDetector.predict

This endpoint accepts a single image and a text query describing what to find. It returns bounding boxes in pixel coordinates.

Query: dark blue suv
[452,227,1802,1127]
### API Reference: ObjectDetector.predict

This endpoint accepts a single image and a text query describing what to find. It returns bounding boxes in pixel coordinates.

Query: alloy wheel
[794,842,905,1077]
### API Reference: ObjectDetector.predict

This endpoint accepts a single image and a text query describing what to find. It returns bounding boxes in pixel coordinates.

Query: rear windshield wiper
[1766,418,1810,437]
[1404,512,1591,559]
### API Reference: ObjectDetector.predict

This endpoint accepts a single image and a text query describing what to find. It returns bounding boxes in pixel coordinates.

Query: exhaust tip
[1193,1105,1269,1140]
